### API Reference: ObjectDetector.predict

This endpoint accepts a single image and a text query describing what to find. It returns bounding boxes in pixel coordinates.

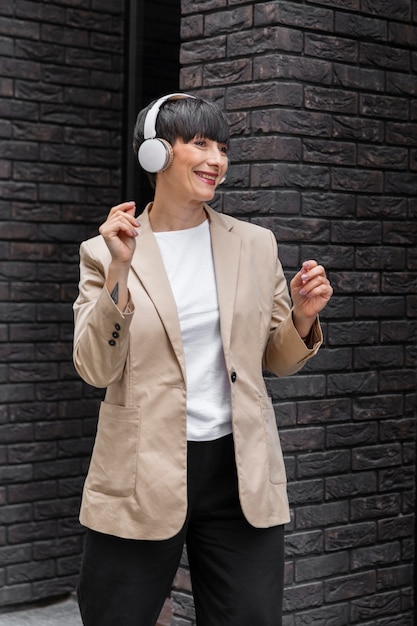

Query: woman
[73,93,333,626]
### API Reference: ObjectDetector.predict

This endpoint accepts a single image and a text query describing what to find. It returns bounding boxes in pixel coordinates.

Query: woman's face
[158,136,228,204]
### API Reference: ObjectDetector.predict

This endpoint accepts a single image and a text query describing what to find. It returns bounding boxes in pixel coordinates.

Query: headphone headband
[143,92,196,140]
[138,92,197,174]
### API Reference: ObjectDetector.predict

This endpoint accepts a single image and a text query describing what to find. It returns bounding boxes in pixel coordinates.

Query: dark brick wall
[1,0,416,623]
[0,0,125,608]
[176,1,416,625]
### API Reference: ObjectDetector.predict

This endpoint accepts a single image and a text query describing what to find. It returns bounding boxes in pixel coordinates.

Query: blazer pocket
[86,402,140,497]
[260,396,287,485]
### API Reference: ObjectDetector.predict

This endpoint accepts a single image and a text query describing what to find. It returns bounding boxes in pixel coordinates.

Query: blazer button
[112,331,119,339]
[231,371,237,383]
[115,323,121,331]
[108,339,116,346]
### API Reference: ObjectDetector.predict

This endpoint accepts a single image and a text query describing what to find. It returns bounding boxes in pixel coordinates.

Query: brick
[0,503,32,525]
[383,221,417,245]
[255,53,332,85]
[7,559,55,585]
[387,71,417,96]
[328,321,379,346]
[325,570,376,602]
[377,564,413,591]
[357,195,407,218]
[229,82,302,109]
[255,1,333,31]
[360,94,409,120]
[379,466,415,492]
[352,443,402,471]
[232,135,301,163]
[332,167,383,193]
[355,296,404,318]
[350,590,401,622]
[33,536,83,560]
[31,575,78,601]
[0,583,32,607]
[361,0,410,21]
[282,581,323,612]
[296,502,349,529]
[303,191,355,218]
[297,398,351,424]
[353,394,404,420]
[327,422,377,448]
[359,42,410,71]
[252,163,330,190]
[296,551,349,583]
[228,26,303,57]
[204,5,253,35]
[7,520,57,545]
[379,418,416,442]
[297,450,350,477]
[0,544,31,566]
[284,530,323,557]
[294,603,349,626]
[378,515,414,541]
[379,369,416,392]
[334,63,384,92]
[306,33,357,62]
[182,0,226,14]
[252,108,332,137]
[335,12,386,41]
[328,371,378,396]
[8,481,58,504]
[325,522,377,551]
[0,17,40,40]
[388,22,417,47]
[180,36,226,64]
[351,494,401,521]
[287,479,323,505]
[358,144,407,169]
[280,427,325,453]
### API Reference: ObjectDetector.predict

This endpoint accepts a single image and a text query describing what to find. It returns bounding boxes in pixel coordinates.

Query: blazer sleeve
[262,231,323,377]
[73,239,135,388]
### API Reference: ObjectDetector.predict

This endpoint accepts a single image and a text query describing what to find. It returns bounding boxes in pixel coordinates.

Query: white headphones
[137,93,196,173]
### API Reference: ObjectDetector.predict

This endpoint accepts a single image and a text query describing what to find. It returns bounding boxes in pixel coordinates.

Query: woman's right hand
[99,201,139,265]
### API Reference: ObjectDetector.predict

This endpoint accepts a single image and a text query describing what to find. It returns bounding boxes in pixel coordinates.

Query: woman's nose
[207,143,224,165]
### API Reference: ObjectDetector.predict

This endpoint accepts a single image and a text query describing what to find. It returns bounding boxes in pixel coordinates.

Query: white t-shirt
[154,219,232,441]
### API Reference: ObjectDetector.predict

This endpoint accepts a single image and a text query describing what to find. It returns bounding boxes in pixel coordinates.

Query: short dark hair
[133,95,230,186]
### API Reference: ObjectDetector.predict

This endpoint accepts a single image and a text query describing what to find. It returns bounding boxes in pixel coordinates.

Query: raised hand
[99,201,139,266]
[290,260,333,339]
[99,201,139,312]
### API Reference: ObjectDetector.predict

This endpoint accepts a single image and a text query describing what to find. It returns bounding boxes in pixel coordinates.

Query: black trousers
[77,434,284,626]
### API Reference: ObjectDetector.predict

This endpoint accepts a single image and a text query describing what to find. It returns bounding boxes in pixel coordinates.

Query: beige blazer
[73,204,322,540]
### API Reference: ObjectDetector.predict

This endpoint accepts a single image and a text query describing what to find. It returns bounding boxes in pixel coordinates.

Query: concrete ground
[0,595,82,626]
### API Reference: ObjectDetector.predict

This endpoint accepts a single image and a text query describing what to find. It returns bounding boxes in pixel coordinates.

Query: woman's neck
[149,199,207,232]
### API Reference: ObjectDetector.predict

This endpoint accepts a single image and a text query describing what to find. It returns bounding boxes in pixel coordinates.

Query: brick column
[178,1,416,624]
[0,0,125,607]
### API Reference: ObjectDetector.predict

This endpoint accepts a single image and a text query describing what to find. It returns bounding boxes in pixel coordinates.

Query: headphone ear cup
[138,138,173,173]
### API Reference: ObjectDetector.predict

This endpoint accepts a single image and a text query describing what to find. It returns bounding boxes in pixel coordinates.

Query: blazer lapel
[206,205,241,355]
[129,204,241,377]
[130,206,186,380]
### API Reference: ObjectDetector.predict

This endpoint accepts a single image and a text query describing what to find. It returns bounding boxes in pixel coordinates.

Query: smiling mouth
[195,171,217,185]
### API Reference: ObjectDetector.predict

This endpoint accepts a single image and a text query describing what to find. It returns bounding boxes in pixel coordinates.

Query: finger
[100,217,139,239]
[299,274,328,296]
[301,260,318,273]
[109,201,136,215]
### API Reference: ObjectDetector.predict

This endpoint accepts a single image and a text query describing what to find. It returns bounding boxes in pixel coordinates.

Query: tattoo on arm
[110,282,119,305]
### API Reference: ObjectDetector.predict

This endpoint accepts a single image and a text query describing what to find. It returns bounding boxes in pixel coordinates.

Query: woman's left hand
[290,260,333,338]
